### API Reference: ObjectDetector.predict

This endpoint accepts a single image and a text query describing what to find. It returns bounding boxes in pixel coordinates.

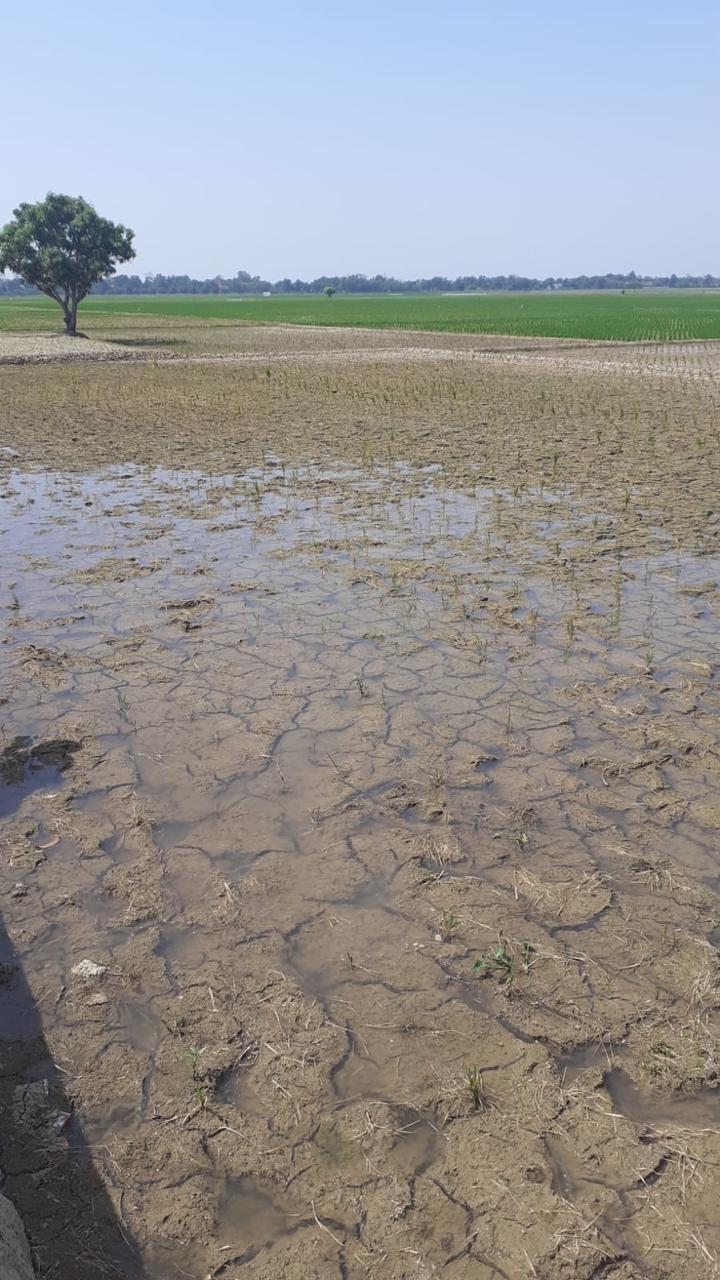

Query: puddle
[388,1105,441,1175]
[0,735,81,817]
[215,1064,265,1115]
[605,1067,720,1129]
[331,1038,385,1100]
[155,924,211,970]
[217,1175,291,1251]
[544,1134,609,1200]
[115,999,163,1053]
[556,1039,625,1083]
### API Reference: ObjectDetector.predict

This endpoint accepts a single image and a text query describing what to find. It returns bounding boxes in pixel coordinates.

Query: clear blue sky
[2,0,718,279]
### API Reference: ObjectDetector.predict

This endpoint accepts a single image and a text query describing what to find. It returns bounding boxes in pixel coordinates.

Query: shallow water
[3,458,720,1277]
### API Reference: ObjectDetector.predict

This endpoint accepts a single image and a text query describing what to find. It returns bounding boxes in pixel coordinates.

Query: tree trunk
[63,300,79,336]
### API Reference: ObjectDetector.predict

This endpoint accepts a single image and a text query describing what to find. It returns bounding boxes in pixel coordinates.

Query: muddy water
[3,459,720,1278]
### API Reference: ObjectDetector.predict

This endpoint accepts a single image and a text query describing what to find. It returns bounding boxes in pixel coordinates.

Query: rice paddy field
[4,318,720,1279]
[3,287,720,341]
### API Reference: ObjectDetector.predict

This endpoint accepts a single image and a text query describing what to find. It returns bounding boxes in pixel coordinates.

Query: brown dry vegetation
[2,325,720,1278]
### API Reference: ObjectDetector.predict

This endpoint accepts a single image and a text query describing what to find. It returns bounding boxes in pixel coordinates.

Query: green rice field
[3,289,720,341]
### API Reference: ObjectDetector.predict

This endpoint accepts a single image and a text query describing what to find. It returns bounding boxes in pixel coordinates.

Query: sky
[2,0,718,280]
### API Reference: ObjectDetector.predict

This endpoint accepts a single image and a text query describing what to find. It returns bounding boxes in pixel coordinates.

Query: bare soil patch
[2,328,720,1277]
[0,332,149,365]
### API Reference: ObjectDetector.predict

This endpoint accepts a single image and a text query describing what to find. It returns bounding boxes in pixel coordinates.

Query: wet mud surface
[2,332,720,1277]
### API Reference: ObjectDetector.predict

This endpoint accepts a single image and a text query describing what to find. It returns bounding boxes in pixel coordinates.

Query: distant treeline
[1,270,719,297]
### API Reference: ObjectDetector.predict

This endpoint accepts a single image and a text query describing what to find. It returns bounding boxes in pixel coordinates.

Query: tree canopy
[0,193,134,333]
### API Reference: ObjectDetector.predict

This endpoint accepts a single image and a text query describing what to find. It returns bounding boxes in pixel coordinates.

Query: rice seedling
[473,935,535,989]
[439,911,460,942]
[187,1046,204,1078]
[6,288,720,341]
[465,1066,487,1111]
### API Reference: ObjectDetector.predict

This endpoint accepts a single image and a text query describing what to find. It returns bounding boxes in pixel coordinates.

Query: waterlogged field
[3,328,720,1278]
[3,287,720,341]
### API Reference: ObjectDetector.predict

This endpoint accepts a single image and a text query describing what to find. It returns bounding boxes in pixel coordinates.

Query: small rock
[87,992,109,1006]
[10,883,27,899]
[71,959,107,981]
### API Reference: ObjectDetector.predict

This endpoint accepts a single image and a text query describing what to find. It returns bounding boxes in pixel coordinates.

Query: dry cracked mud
[2,327,720,1278]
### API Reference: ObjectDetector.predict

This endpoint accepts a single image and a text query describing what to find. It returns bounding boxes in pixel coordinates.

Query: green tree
[0,193,134,335]
[323,285,336,298]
